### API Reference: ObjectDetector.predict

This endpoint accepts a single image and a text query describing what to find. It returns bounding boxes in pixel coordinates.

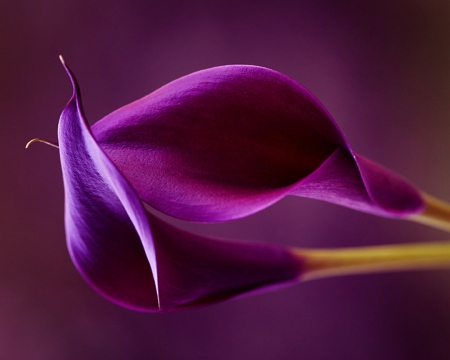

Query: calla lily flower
[28,59,450,312]
[91,64,426,223]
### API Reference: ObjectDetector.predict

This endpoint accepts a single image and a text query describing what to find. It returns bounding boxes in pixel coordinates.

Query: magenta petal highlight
[91,65,425,222]
[58,62,301,312]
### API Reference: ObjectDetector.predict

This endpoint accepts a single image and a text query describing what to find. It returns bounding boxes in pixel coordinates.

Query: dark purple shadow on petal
[58,61,302,312]
[91,65,424,223]
[148,214,301,312]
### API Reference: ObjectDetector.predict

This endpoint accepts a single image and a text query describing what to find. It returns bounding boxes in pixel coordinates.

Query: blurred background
[2,0,450,359]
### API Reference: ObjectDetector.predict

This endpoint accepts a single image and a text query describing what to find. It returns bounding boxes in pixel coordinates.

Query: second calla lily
[92,64,425,222]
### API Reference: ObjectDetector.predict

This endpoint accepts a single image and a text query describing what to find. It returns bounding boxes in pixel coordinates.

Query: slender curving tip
[59,55,65,65]
[25,138,59,149]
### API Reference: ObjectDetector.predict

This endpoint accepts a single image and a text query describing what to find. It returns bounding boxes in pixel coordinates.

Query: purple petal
[91,65,425,222]
[58,61,302,312]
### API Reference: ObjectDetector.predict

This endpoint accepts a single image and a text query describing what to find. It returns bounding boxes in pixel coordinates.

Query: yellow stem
[409,192,450,233]
[292,241,450,281]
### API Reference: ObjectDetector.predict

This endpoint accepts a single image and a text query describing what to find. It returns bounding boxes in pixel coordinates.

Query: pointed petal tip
[58,55,79,99]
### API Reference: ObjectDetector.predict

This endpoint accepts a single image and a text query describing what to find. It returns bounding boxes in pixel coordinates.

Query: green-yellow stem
[292,241,450,281]
[409,192,450,233]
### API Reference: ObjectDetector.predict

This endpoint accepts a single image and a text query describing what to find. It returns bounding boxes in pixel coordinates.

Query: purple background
[2,1,450,359]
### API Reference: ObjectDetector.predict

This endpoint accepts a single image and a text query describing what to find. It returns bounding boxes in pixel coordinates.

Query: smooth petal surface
[58,61,302,312]
[92,65,425,222]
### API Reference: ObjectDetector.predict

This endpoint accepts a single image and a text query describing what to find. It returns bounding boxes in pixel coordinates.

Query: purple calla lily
[28,59,450,312]
[91,65,425,222]
[58,59,303,312]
